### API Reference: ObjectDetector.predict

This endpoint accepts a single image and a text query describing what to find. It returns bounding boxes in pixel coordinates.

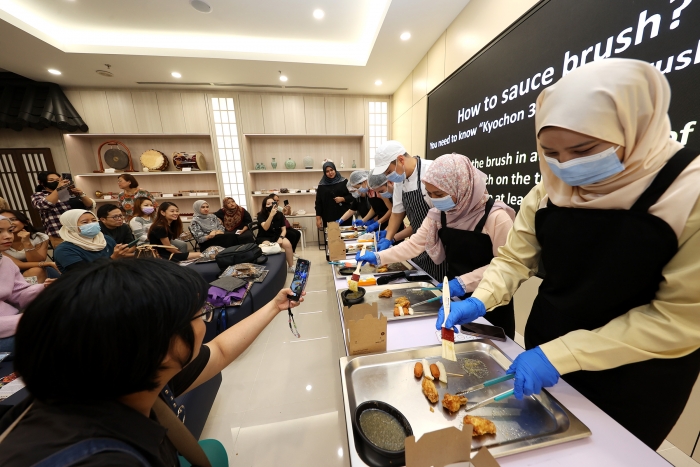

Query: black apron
[368,195,393,230]
[438,197,516,339]
[401,157,448,282]
[527,148,700,449]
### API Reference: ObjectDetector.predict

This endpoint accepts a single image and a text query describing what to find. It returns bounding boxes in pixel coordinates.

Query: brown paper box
[405,425,501,467]
[344,303,387,356]
[327,222,347,261]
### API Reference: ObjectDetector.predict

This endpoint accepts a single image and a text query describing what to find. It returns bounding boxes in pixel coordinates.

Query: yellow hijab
[535,58,700,236]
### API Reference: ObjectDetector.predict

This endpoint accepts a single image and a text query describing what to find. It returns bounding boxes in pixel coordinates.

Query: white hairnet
[368,172,388,190]
[348,170,369,187]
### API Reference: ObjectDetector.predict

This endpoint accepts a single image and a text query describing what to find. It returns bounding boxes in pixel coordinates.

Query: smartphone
[284,200,289,206]
[287,259,311,301]
[460,323,507,342]
[126,238,139,248]
[61,173,73,183]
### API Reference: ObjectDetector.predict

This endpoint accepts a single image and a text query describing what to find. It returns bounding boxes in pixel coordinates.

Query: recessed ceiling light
[171,72,182,78]
[279,71,288,82]
[400,32,411,41]
[48,69,61,75]
[189,0,212,13]
[313,9,324,19]
[306,385,312,391]
[375,80,382,86]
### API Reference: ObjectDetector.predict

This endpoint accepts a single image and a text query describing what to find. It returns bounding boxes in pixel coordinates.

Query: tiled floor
[200,247,350,467]
[201,246,699,467]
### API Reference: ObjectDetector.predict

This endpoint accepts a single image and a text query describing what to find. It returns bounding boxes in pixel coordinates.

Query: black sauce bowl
[341,287,366,306]
[353,400,413,460]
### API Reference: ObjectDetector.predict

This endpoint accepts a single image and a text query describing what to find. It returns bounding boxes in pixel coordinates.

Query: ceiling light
[375,80,382,86]
[279,71,288,82]
[400,32,411,41]
[313,9,325,19]
[306,385,312,391]
[171,72,182,78]
[48,69,61,75]
[189,0,212,13]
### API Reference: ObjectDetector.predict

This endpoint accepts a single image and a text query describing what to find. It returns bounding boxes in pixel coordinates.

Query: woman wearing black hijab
[315,162,353,229]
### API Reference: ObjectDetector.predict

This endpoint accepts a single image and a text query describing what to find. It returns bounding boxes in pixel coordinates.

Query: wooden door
[0,148,55,228]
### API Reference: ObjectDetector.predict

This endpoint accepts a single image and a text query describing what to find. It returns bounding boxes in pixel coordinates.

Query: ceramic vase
[340,157,345,169]
[271,158,277,169]
[285,158,297,169]
[303,155,314,169]
[352,159,357,168]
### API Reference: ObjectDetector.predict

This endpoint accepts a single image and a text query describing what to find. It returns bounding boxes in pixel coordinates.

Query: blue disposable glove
[335,219,344,225]
[506,347,560,400]
[365,221,379,232]
[353,219,365,227]
[355,251,379,265]
[435,297,486,331]
[376,238,395,251]
[378,230,388,240]
[448,278,466,298]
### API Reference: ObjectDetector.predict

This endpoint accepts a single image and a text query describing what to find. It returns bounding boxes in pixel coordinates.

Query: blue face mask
[432,195,456,212]
[379,190,392,199]
[79,222,101,238]
[386,170,406,183]
[544,145,623,186]
[358,187,369,194]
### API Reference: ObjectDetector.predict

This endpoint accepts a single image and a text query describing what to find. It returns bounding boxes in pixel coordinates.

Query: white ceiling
[0,0,470,95]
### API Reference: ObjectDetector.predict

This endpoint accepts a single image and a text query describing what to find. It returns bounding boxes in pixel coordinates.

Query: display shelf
[94,195,221,203]
[244,134,363,139]
[74,171,217,177]
[249,168,365,173]
[251,192,316,197]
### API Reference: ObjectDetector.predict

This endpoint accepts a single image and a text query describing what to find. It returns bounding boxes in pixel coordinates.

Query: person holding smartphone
[97,204,135,245]
[31,171,95,248]
[271,194,300,254]
[257,195,294,272]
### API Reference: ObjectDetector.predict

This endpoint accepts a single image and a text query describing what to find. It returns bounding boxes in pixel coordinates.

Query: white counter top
[332,270,668,466]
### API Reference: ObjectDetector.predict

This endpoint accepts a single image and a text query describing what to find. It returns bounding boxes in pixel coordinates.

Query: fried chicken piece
[393,306,404,317]
[442,393,468,413]
[394,297,410,308]
[378,289,393,298]
[463,415,497,436]
[422,377,439,404]
[414,362,423,378]
[430,363,440,380]
[377,265,389,273]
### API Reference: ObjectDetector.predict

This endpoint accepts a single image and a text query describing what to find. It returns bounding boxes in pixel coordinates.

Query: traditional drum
[140,149,169,171]
[172,151,207,171]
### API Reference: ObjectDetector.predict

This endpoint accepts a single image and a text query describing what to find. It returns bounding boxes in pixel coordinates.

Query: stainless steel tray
[337,282,442,320]
[331,260,414,280]
[340,342,591,462]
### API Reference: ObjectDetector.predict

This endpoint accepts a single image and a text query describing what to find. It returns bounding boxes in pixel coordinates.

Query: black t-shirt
[350,196,372,219]
[0,345,211,466]
[256,211,286,240]
[99,222,135,245]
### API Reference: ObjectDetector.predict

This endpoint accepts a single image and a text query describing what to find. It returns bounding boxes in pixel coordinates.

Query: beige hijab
[536,58,700,236]
[58,209,108,251]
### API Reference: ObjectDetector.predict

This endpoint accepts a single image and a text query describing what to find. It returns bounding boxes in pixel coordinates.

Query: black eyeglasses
[191,303,214,322]
[105,215,124,220]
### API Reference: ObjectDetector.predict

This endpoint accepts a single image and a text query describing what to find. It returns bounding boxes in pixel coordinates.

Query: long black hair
[14,258,209,402]
[149,201,183,238]
[0,209,41,240]
[258,194,277,218]
[35,171,60,191]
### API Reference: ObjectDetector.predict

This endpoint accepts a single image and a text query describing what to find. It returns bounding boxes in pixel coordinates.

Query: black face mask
[266,206,273,211]
[44,181,59,190]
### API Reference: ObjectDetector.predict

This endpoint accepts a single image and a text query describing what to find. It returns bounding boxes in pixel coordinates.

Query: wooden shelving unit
[63,133,222,212]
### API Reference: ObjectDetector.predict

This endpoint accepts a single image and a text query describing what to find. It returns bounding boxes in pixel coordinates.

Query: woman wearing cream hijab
[441,58,700,449]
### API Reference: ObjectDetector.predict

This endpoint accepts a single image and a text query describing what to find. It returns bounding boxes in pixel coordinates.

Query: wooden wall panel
[157,92,187,134]
[325,97,345,135]
[304,96,326,135]
[63,90,85,122]
[344,97,364,135]
[237,94,265,134]
[181,93,210,134]
[106,91,138,133]
[79,91,114,133]
[131,92,163,133]
[283,96,306,135]
[260,95,285,134]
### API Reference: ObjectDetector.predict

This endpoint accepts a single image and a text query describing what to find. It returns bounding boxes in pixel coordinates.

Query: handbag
[135,245,159,259]
[260,242,282,255]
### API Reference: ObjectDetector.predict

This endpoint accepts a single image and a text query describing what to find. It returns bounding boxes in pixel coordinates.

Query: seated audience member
[272,194,300,254]
[97,204,135,244]
[191,200,240,250]
[257,195,294,272]
[0,210,58,283]
[117,174,156,222]
[0,215,47,354]
[53,210,134,273]
[0,258,304,465]
[214,197,254,244]
[148,202,201,261]
[129,197,156,245]
[31,171,95,247]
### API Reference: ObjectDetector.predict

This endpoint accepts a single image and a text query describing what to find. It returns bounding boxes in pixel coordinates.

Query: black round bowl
[338,267,356,276]
[353,400,413,460]
[341,287,366,305]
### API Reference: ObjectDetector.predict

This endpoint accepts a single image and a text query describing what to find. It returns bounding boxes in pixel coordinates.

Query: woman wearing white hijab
[53,209,134,273]
[190,200,239,249]
[444,58,700,449]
